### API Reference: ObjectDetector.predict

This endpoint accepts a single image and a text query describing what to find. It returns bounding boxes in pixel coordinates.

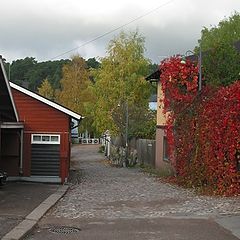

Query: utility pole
[124,100,129,167]
[198,45,202,92]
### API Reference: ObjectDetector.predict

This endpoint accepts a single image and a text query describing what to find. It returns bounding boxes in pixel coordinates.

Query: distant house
[148,94,157,111]
[0,56,83,183]
[71,118,80,143]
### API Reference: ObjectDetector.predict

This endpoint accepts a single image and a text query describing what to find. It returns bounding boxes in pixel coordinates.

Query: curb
[2,185,69,240]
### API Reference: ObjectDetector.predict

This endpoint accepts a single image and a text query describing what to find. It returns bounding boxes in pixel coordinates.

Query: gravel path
[52,144,240,220]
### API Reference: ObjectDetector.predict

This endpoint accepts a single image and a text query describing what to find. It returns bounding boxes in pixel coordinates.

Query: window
[32,135,41,142]
[42,136,50,142]
[51,136,59,142]
[163,136,169,161]
[31,134,60,144]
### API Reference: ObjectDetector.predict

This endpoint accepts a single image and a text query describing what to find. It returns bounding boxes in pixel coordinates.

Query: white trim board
[10,82,82,120]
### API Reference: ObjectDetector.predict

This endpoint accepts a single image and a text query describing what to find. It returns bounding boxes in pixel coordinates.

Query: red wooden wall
[12,89,71,183]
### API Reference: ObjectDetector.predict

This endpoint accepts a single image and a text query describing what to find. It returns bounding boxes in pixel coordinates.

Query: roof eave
[10,82,82,120]
[145,69,161,82]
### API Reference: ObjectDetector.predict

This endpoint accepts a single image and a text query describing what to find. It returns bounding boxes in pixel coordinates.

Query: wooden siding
[12,89,69,132]
[11,88,71,183]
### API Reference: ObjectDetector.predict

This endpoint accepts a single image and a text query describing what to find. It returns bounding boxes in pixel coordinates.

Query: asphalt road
[0,182,58,238]
[23,144,239,240]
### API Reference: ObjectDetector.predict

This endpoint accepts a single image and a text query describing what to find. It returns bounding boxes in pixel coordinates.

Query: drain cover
[49,226,81,234]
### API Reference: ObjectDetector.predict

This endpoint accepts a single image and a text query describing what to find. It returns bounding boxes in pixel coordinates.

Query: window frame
[31,134,60,144]
[163,136,169,161]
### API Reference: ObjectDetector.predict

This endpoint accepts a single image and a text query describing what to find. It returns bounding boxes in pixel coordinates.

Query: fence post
[105,130,111,159]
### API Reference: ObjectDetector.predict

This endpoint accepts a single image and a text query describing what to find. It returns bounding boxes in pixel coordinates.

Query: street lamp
[181,46,202,92]
[125,101,129,167]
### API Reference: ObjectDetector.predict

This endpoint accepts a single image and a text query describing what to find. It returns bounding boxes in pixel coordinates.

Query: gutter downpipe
[19,129,24,175]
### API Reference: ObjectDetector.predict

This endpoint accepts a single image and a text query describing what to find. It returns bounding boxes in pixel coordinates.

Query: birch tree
[57,55,94,132]
[91,31,152,138]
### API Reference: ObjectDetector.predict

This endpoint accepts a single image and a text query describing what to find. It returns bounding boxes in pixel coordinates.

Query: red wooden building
[0,57,82,183]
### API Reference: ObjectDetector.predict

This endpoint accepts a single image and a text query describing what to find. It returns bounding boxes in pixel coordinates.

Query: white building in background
[71,118,80,143]
[149,94,157,111]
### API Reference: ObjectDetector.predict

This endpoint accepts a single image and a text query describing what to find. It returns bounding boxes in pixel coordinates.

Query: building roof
[10,82,82,120]
[0,56,19,122]
[145,69,161,82]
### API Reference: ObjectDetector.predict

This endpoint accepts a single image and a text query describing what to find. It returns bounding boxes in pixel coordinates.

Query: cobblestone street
[24,144,240,240]
[54,145,240,219]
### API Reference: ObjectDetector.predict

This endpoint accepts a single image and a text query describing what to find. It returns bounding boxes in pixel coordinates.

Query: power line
[51,0,174,60]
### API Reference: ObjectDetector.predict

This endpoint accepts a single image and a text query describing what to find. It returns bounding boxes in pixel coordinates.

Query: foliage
[56,55,95,132]
[196,83,240,195]
[10,57,37,82]
[9,57,70,91]
[160,56,199,112]
[37,78,55,100]
[148,62,159,75]
[91,30,152,138]
[86,57,100,69]
[197,12,240,86]
[160,56,199,165]
[160,56,240,196]
[8,57,100,92]
[130,109,156,139]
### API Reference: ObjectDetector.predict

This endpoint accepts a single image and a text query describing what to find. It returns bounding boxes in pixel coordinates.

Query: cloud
[0,0,239,62]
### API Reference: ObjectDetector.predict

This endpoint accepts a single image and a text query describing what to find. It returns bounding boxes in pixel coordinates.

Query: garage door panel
[31,144,60,176]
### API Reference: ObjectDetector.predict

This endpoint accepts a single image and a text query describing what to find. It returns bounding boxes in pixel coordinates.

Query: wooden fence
[111,137,156,167]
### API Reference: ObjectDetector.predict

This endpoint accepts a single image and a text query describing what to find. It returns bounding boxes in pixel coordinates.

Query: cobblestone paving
[52,145,240,220]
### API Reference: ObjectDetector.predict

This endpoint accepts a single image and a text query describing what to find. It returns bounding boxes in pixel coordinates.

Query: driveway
[0,182,58,238]
[24,144,240,240]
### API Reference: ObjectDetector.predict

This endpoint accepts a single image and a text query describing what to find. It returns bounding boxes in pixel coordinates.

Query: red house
[0,56,82,184]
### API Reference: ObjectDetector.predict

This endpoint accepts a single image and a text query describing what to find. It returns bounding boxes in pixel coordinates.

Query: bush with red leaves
[160,56,240,196]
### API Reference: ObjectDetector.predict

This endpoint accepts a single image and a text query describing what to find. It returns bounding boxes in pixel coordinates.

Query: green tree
[91,31,152,139]
[86,58,101,84]
[38,78,55,100]
[10,57,37,86]
[56,55,94,132]
[86,57,100,69]
[197,12,240,86]
[26,59,70,91]
[9,57,70,91]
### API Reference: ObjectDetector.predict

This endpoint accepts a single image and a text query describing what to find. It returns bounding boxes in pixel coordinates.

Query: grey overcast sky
[1,0,240,63]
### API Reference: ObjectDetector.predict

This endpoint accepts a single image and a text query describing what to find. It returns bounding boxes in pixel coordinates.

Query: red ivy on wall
[160,56,240,196]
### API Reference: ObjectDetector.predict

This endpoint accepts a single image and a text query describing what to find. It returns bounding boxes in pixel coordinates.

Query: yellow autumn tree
[38,78,55,100]
[57,55,94,131]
